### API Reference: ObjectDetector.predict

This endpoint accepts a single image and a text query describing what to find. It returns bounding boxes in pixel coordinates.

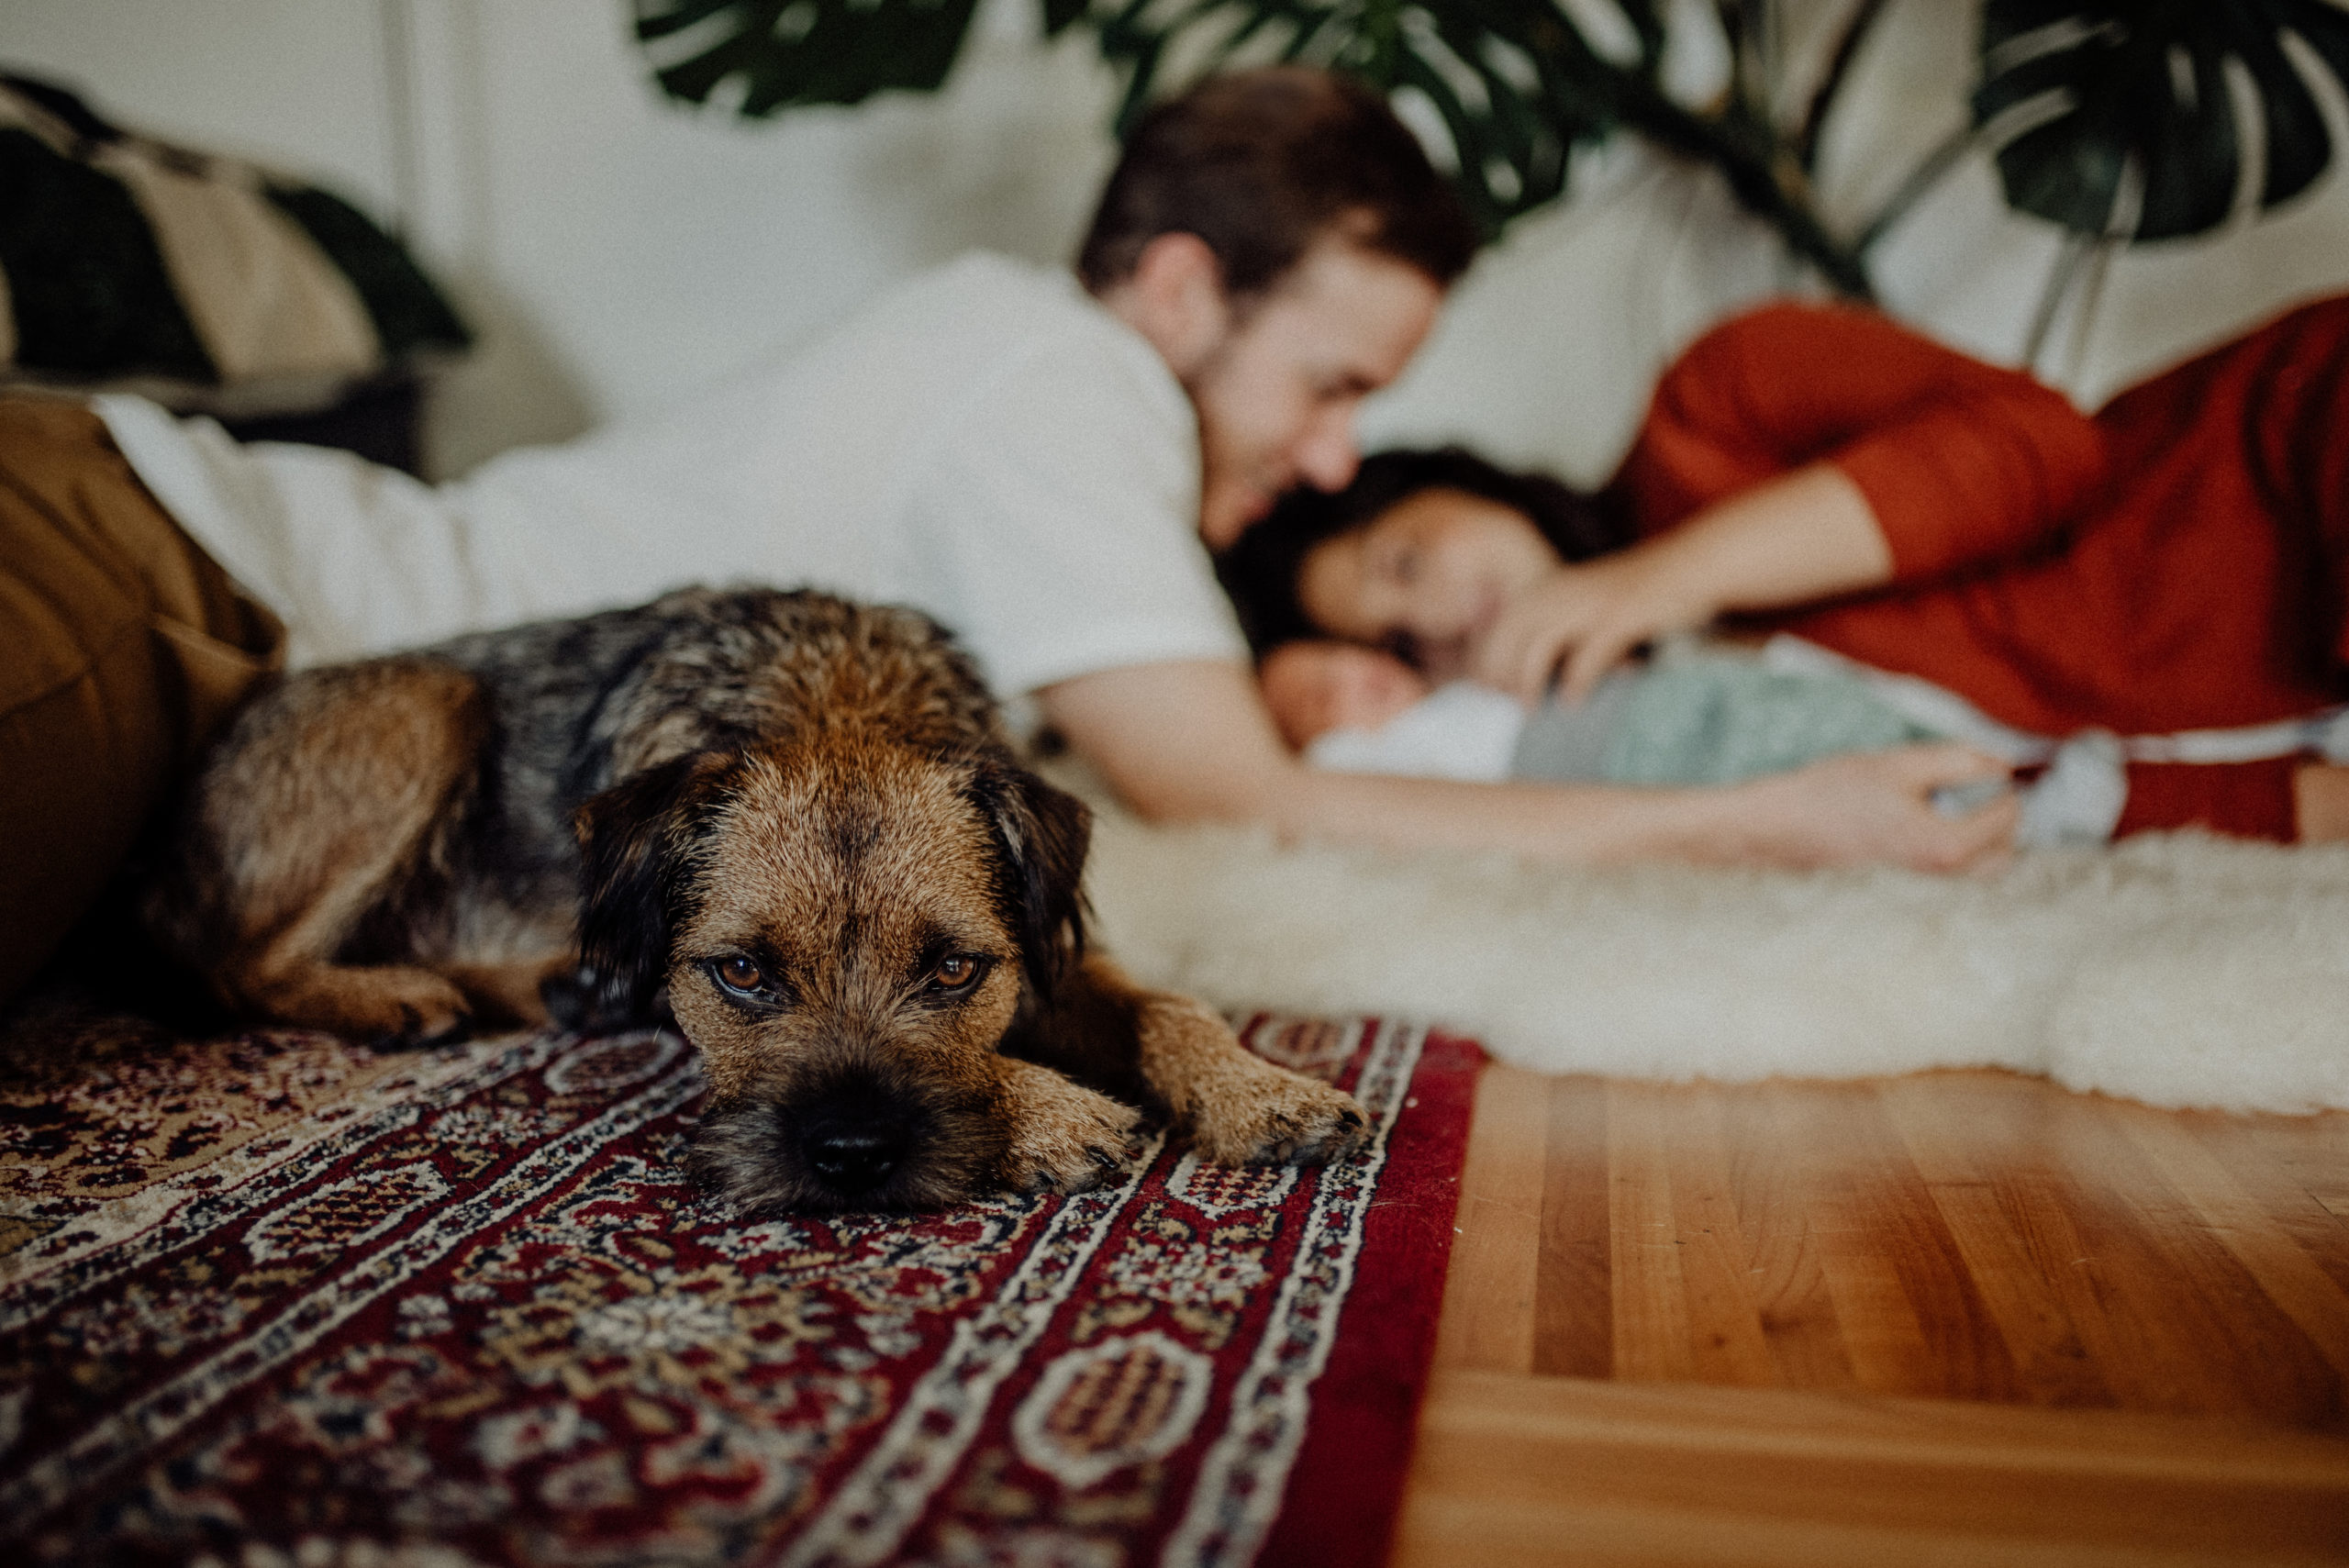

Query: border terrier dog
[143,587,1366,1211]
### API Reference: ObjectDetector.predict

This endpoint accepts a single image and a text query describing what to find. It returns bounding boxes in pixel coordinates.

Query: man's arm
[2296,763,2349,841]
[1038,658,2018,872]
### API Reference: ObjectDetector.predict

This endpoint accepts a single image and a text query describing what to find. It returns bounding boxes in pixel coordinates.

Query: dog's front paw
[1139,996,1369,1168]
[1188,1070,1368,1168]
[996,1060,1144,1195]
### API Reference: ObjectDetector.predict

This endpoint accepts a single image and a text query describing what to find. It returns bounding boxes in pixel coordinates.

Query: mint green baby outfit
[1508,649,1936,786]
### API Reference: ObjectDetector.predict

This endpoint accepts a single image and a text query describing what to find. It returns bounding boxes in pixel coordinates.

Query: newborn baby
[1260,638,1936,784]
[1259,640,1529,782]
[1257,638,2089,833]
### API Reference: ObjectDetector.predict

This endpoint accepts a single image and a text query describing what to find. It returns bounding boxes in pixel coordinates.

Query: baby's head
[1259,639,1431,750]
[1215,447,1627,679]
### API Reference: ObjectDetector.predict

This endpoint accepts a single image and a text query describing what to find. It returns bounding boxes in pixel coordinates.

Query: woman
[1219,296,2349,843]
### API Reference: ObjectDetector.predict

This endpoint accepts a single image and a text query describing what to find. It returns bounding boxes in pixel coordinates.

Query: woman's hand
[1470,543,1714,705]
[1728,744,2020,873]
[1472,463,1899,706]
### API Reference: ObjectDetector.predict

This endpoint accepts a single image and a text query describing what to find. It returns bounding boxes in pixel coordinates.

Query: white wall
[2,0,403,210]
[8,0,2349,486]
[408,0,1125,471]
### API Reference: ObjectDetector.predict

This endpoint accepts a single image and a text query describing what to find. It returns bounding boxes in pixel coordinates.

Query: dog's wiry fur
[145,587,1366,1211]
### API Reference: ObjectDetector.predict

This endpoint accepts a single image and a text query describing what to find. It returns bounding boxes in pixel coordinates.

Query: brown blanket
[0,395,282,1000]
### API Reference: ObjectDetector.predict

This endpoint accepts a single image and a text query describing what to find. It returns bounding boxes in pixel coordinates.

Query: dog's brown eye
[715,955,767,995]
[931,954,984,992]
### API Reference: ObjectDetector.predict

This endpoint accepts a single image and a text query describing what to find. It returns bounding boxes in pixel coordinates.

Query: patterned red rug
[0,1012,1479,1566]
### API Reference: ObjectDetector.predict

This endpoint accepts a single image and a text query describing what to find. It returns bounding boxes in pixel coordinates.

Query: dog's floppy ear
[573,752,725,1020]
[967,758,1092,997]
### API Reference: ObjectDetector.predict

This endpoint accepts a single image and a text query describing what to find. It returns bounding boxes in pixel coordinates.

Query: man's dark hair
[1214,447,1633,658]
[1077,67,1480,300]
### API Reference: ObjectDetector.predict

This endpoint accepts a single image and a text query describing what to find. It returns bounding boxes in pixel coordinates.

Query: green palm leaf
[1975,0,2349,241]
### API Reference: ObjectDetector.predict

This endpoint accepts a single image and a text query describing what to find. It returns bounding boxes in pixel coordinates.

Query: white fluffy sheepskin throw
[1064,774,2349,1115]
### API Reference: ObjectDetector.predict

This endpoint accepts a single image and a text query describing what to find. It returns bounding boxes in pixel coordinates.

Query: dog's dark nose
[795,1075,924,1200]
[804,1124,907,1195]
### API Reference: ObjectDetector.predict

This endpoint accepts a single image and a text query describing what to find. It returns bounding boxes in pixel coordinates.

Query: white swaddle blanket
[1302,681,1527,782]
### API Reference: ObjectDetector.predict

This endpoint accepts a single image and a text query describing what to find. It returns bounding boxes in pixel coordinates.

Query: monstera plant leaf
[1975,0,2349,241]
[633,0,1656,231]
[635,0,994,113]
[632,0,1874,290]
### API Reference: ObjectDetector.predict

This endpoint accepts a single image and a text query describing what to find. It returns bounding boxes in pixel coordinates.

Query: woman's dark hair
[1214,447,1632,658]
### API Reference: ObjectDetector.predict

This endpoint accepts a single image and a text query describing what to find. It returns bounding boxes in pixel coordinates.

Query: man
[1030,73,2016,875]
[1,68,2013,998]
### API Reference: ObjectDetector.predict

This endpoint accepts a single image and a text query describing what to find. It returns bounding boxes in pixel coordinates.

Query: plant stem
[1853,117,1982,254]
[1619,79,1874,296]
[1795,0,1892,173]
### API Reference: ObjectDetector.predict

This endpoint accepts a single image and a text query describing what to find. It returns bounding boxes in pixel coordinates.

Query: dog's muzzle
[793,1080,921,1199]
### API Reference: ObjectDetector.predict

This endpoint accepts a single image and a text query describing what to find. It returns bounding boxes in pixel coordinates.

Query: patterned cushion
[0,74,469,410]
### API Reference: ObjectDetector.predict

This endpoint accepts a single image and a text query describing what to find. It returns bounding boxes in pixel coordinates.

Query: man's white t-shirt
[93,252,1250,696]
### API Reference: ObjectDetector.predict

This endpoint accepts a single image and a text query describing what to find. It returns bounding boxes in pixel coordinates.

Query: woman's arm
[1475,306,2112,705]
[1626,304,2108,581]
[1039,658,2018,872]
[1475,462,1890,703]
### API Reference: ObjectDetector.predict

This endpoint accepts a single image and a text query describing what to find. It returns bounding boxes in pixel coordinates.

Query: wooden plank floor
[1391,1065,2349,1566]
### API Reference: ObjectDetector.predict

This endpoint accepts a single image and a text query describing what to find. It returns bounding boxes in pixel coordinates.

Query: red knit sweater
[1610,296,2349,840]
